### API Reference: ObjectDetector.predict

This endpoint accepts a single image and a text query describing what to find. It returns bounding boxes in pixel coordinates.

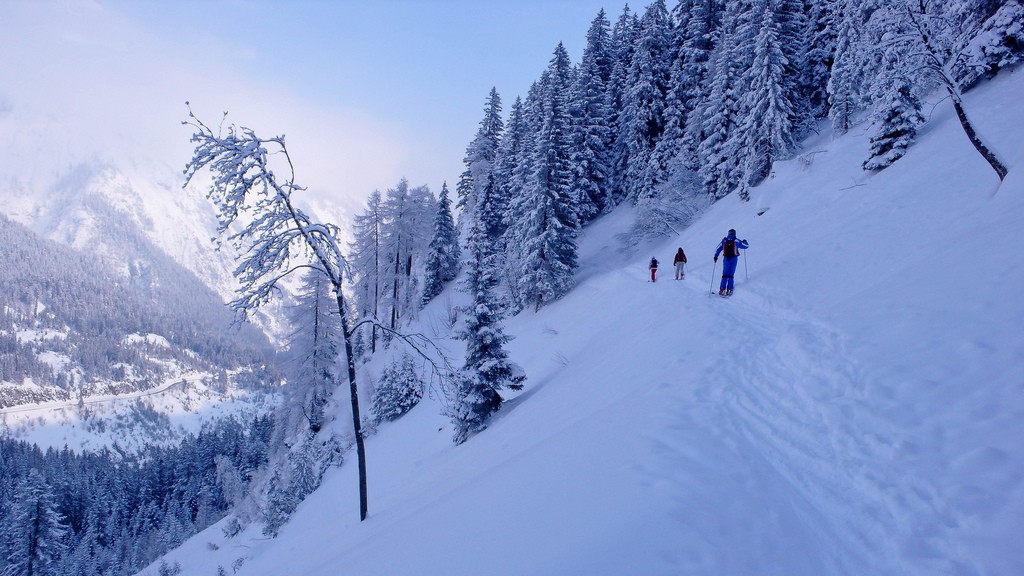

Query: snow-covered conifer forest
[2,0,1023,575]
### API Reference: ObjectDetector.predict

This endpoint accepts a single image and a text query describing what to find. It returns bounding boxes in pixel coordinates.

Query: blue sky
[2,0,651,213]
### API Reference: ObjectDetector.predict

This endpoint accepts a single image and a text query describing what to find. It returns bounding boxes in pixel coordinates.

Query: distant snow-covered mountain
[0,158,238,301]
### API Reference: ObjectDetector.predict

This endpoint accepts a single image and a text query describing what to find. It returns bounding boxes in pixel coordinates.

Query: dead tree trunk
[948,87,1008,181]
[904,1,1008,182]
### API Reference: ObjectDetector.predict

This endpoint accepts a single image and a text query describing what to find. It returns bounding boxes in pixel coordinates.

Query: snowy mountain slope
[0,156,237,301]
[0,157,346,344]
[0,212,278,451]
[142,69,1024,575]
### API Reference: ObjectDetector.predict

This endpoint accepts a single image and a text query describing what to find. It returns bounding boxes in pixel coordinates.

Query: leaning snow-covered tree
[628,168,708,245]
[869,0,1008,180]
[183,107,372,520]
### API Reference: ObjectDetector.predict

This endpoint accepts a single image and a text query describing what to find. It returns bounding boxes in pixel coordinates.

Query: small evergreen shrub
[370,353,424,423]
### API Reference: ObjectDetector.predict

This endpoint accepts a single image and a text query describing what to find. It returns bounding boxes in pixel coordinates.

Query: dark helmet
[728,228,736,235]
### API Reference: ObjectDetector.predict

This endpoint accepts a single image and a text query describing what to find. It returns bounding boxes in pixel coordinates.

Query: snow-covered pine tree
[697,1,747,199]
[735,0,800,197]
[0,468,70,576]
[58,521,105,576]
[349,190,385,355]
[862,49,925,170]
[214,455,245,514]
[288,439,321,501]
[828,0,881,135]
[494,95,529,245]
[457,88,504,237]
[572,9,615,224]
[451,220,525,445]
[157,560,183,576]
[776,0,814,133]
[803,0,842,120]
[679,0,722,170]
[421,182,461,305]
[620,0,674,203]
[648,0,695,197]
[498,89,541,309]
[506,44,580,312]
[370,352,425,423]
[261,471,297,537]
[606,5,640,205]
[405,184,435,314]
[952,0,1024,87]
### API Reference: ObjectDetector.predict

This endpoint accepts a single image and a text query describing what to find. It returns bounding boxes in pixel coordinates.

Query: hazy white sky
[1,0,651,213]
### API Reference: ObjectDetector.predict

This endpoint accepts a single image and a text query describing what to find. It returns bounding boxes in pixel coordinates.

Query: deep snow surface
[142,69,1024,576]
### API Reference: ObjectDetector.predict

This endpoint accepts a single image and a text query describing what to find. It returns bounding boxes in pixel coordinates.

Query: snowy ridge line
[0,373,213,416]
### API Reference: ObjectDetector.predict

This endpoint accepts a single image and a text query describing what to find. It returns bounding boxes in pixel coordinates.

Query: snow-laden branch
[351,319,459,402]
[183,104,347,307]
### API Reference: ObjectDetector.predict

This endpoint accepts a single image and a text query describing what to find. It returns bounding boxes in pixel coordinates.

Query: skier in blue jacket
[713,229,749,296]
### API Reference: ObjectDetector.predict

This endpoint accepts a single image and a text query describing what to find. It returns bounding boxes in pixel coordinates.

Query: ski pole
[709,259,717,295]
[743,249,748,282]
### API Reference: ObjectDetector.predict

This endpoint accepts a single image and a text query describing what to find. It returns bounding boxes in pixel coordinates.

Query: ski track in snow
[634,269,970,575]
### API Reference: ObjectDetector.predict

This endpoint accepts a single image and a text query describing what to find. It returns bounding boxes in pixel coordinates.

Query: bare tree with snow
[182,106,373,520]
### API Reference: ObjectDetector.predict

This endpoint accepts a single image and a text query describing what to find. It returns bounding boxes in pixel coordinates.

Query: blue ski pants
[720,256,738,291]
